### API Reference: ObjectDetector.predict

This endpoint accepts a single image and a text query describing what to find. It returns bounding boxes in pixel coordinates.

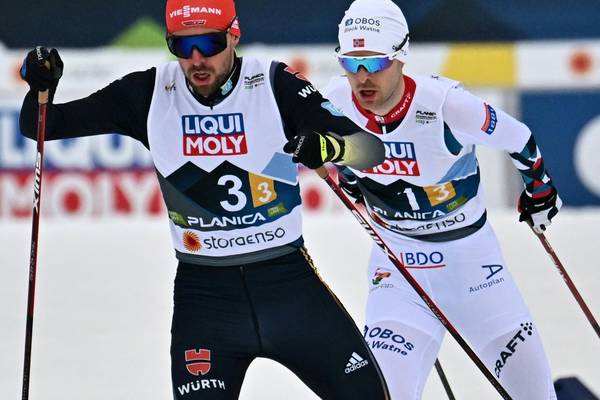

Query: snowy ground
[1,210,599,399]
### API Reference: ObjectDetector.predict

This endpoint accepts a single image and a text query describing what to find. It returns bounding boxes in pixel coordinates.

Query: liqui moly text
[183,113,248,156]
[364,142,420,176]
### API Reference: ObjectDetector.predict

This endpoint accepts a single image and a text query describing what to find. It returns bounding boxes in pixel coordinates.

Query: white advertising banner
[4,40,598,219]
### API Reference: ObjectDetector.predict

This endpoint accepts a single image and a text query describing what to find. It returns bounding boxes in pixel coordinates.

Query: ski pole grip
[316,166,329,179]
[38,90,49,105]
[38,61,51,104]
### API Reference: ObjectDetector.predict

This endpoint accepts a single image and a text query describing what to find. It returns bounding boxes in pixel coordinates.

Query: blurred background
[1,1,599,399]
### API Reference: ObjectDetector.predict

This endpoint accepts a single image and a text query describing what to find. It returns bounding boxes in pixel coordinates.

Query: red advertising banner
[0,104,343,219]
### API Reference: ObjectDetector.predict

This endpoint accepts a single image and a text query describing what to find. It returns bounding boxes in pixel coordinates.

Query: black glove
[283,131,344,169]
[517,187,562,234]
[20,46,64,92]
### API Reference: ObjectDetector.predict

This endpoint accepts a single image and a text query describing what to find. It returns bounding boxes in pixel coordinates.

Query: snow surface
[1,210,599,399]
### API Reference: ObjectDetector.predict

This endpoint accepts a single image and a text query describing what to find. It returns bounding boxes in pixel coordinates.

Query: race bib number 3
[248,173,277,207]
[424,182,456,206]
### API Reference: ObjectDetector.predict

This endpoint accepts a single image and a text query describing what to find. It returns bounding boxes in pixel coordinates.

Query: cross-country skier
[18,0,390,398]
[322,0,561,398]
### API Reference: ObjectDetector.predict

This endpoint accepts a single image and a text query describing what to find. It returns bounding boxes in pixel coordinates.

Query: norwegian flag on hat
[353,38,365,48]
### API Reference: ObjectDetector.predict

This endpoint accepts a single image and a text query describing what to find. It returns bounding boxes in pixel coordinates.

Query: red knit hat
[165,0,240,36]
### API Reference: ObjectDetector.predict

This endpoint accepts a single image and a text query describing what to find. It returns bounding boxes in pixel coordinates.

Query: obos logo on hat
[338,0,409,62]
[166,0,241,36]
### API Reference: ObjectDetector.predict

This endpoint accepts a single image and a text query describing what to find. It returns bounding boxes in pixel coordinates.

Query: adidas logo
[344,352,369,374]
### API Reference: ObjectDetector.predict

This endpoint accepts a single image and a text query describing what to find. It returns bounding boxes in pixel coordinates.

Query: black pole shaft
[535,231,600,339]
[435,359,457,400]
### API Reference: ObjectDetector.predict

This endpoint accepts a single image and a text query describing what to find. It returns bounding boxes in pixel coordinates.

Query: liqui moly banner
[0,103,343,219]
[0,103,164,218]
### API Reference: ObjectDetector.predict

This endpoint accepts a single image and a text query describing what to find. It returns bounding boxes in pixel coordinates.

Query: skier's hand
[283,130,344,169]
[518,187,562,234]
[20,46,64,92]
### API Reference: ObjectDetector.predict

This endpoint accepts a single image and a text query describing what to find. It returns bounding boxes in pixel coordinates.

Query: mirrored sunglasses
[166,31,229,59]
[337,53,396,74]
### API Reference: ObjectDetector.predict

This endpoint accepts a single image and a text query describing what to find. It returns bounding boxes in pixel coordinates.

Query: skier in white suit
[323,0,561,398]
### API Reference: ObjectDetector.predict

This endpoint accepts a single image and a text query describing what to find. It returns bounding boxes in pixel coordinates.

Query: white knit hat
[337,0,410,62]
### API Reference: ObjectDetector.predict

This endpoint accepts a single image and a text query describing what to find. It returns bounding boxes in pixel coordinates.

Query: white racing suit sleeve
[442,84,531,153]
[442,84,560,232]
